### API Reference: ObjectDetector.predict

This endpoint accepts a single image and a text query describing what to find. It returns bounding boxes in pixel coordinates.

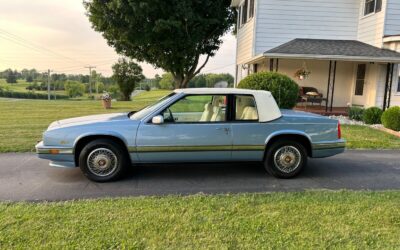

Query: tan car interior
[200,95,259,122]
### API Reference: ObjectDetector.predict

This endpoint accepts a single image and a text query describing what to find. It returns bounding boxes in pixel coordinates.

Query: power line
[0,29,88,65]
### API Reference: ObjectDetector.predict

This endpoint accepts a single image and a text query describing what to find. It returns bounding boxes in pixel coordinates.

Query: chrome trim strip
[132,145,265,153]
[36,148,74,155]
[36,142,73,155]
[312,141,346,150]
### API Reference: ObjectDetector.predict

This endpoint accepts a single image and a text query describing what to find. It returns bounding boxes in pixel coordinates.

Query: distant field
[0,90,170,152]
[0,79,66,95]
[0,191,399,249]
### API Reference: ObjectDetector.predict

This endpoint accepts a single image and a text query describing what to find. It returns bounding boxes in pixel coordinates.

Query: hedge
[0,91,69,100]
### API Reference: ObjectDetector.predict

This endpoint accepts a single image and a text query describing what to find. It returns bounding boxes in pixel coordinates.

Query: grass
[0,191,399,249]
[0,90,171,153]
[0,91,399,153]
[342,125,400,149]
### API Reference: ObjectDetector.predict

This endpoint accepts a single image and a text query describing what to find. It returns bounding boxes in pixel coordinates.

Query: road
[0,150,399,201]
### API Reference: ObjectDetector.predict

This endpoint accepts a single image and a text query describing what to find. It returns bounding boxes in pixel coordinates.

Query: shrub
[363,107,383,125]
[349,107,364,121]
[64,81,86,98]
[238,72,299,109]
[381,106,400,131]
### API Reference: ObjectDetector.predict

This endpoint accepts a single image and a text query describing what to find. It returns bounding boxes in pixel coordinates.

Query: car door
[230,95,266,161]
[135,94,232,163]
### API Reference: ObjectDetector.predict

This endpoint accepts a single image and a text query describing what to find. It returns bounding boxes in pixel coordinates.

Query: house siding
[357,0,387,47]
[236,18,255,65]
[385,0,400,37]
[254,0,359,55]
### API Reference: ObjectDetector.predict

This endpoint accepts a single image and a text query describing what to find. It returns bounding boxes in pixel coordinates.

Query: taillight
[338,122,342,139]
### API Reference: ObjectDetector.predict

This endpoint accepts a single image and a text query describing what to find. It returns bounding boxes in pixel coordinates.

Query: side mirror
[152,115,164,125]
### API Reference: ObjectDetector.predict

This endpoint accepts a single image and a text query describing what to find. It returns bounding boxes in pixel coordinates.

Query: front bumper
[35,141,76,168]
[311,140,346,158]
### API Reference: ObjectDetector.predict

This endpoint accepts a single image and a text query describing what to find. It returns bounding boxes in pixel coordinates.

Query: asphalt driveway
[0,150,399,201]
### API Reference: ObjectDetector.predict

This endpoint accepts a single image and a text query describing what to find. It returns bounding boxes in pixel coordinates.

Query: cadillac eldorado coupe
[36,88,345,182]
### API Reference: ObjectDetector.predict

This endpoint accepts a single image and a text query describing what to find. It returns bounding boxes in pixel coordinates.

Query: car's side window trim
[146,94,230,125]
[232,94,260,123]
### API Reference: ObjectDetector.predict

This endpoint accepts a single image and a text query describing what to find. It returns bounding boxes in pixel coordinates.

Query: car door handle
[216,128,230,133]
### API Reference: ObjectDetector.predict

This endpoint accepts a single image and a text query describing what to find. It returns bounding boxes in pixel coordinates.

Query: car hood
[48,113,130,130]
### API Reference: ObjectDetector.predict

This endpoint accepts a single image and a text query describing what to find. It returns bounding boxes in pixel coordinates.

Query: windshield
[130,93,176,120]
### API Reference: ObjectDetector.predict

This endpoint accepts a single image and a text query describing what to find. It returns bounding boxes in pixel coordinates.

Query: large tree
[112,58,145,101]
[84,0,235,89]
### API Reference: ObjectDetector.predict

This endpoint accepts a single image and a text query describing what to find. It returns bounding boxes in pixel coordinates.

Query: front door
[136,94,232,163]
[353,64,367,105]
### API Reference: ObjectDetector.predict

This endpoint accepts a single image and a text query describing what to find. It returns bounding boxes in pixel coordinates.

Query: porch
[239,39,400,113]
[294,105,348,116]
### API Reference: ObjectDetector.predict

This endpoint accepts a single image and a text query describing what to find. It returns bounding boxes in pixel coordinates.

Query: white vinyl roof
[174,88,282,122]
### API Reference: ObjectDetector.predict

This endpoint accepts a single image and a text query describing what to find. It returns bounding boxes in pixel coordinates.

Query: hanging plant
[294,68,311,80]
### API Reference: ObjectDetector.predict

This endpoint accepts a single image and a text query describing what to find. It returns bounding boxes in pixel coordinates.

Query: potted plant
[294,68,311,80]
[101,91,112,109]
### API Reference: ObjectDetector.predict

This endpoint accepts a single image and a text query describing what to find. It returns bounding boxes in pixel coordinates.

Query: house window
[249,0,255,19]
[364,0,382,16]
[355,64,366,96]
[241,0,248,26]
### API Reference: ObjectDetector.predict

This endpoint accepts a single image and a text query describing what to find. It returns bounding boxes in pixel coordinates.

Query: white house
[231,0,400,112]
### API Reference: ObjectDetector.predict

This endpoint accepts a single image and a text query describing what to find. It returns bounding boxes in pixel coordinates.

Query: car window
[235,95,259,121]
[162,95,227,123]
[131,93,176,120]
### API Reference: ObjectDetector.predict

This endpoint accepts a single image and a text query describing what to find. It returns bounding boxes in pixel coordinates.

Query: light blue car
[36,88,345,182]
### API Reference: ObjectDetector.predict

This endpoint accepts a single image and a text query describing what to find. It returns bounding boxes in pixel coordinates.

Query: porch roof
[264,39,400,63]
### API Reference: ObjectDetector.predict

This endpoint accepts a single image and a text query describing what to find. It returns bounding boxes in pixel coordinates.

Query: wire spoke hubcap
[87,148,118,177]
[273,146,301,173]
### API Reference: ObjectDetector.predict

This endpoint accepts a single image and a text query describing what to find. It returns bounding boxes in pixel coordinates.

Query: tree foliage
[159,73,175,90]
[84,0,235,88]
[112,58,145,101]
[4,69,18,84]
[64,81,86,98]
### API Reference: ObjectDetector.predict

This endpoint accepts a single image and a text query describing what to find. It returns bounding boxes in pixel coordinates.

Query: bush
[381,106,400,131]
[64,81,86,98]
[349,107,364,121]
[363,107,383,125]
[238,72,299,109]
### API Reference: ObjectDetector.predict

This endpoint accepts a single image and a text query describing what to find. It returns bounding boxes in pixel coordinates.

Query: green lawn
[0,191,399,249]
[0,91,399,153]
[342,125,400,149]
[0,90,170,153]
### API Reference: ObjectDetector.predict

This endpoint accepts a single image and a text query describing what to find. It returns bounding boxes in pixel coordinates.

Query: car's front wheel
[79,139,129,182]
[264,140,307,179]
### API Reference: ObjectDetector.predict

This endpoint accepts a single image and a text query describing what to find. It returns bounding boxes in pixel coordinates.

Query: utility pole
[85,66,96,96]
[47,69,53,100]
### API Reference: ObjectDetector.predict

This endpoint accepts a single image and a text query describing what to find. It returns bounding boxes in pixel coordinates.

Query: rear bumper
[35,141,76,168]
[311,140,346,158]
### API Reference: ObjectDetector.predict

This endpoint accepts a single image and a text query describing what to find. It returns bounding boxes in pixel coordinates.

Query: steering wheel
[165,108,175,123]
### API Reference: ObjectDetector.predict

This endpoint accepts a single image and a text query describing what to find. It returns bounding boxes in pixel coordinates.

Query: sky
[0,0,236,78]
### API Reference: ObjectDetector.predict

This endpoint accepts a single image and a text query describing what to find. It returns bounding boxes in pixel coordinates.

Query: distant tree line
[157,73,234,90]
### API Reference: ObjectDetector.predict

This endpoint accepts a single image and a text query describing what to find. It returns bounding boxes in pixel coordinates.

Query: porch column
[383,63,394,111]
[325,60,337,112]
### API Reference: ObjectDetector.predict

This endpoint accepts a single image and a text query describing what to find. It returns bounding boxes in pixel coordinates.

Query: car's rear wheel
[264,140,307,178]
[79,139,129,182]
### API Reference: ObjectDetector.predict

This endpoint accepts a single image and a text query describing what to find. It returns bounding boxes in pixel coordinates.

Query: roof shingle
[264,39,400,62]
